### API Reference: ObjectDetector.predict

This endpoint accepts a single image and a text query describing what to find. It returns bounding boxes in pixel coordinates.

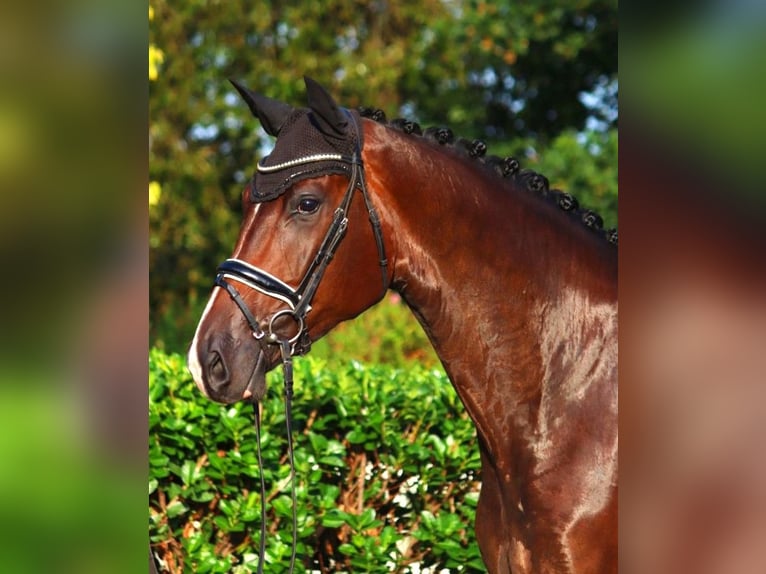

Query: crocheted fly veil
[230,77,362,203]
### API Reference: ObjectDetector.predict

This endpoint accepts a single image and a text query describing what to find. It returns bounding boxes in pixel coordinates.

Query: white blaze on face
[187,286,225,398]
[187,203,263,398]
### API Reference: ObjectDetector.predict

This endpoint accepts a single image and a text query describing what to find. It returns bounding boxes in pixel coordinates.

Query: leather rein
[212,111,387,572]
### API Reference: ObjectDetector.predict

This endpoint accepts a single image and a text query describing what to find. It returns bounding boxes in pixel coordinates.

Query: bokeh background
[620,2,766,572]
[0,0,147,572]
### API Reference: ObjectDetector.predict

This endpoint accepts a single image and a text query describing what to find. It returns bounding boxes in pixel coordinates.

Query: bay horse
[188,76,617,573]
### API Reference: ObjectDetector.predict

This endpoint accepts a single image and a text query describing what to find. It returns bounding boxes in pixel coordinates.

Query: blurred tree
[401,0,617,139]
[150,0,617,350]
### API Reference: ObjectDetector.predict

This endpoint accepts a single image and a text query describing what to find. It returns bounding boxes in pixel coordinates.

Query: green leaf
[180,459,203,486]
[318,455,346,468]
[346,429,367,444]
[338,543,358,556]
[165,499,188,519]
[218,498,237,517]
[320,510,349,528]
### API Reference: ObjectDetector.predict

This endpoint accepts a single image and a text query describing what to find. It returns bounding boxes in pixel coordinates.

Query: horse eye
[297,197,320,214]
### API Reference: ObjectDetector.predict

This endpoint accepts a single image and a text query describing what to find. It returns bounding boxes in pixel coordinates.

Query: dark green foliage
[149,349,484,572]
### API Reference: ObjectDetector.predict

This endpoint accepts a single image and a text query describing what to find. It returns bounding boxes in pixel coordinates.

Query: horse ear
[229,79,294,136]
[304,76,348,138]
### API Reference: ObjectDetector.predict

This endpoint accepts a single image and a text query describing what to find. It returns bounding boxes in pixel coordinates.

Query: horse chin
[242,349,270,403]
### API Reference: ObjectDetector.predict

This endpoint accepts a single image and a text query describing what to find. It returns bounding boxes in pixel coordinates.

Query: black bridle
[212,111,387,572]
[214,113,387,356]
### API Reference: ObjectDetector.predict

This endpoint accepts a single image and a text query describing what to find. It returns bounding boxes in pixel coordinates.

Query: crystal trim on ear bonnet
[251,108,362,202]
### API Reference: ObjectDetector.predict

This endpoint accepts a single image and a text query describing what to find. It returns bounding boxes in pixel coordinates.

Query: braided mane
[358,107,618,246]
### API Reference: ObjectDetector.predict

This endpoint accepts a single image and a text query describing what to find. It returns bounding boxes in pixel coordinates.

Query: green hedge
[149,349,485,573]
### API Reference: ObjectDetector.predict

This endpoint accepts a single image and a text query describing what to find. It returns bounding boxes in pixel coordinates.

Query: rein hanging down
[251,339,297,574]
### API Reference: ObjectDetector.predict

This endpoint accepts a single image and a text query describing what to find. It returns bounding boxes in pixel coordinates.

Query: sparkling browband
[257,153,347,173]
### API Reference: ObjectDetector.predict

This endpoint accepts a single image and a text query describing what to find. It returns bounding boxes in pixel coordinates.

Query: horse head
[188,77,389,403]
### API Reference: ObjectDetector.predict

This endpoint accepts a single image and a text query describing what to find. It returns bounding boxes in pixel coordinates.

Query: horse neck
[364,123,618,452]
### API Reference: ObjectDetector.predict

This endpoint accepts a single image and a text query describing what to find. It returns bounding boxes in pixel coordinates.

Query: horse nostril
[207,350,229,390]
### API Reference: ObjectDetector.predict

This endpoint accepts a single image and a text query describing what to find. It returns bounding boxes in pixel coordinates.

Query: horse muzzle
[189,329,281,404]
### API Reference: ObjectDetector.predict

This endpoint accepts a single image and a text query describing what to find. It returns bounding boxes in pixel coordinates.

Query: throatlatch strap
[356,166,388,290]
